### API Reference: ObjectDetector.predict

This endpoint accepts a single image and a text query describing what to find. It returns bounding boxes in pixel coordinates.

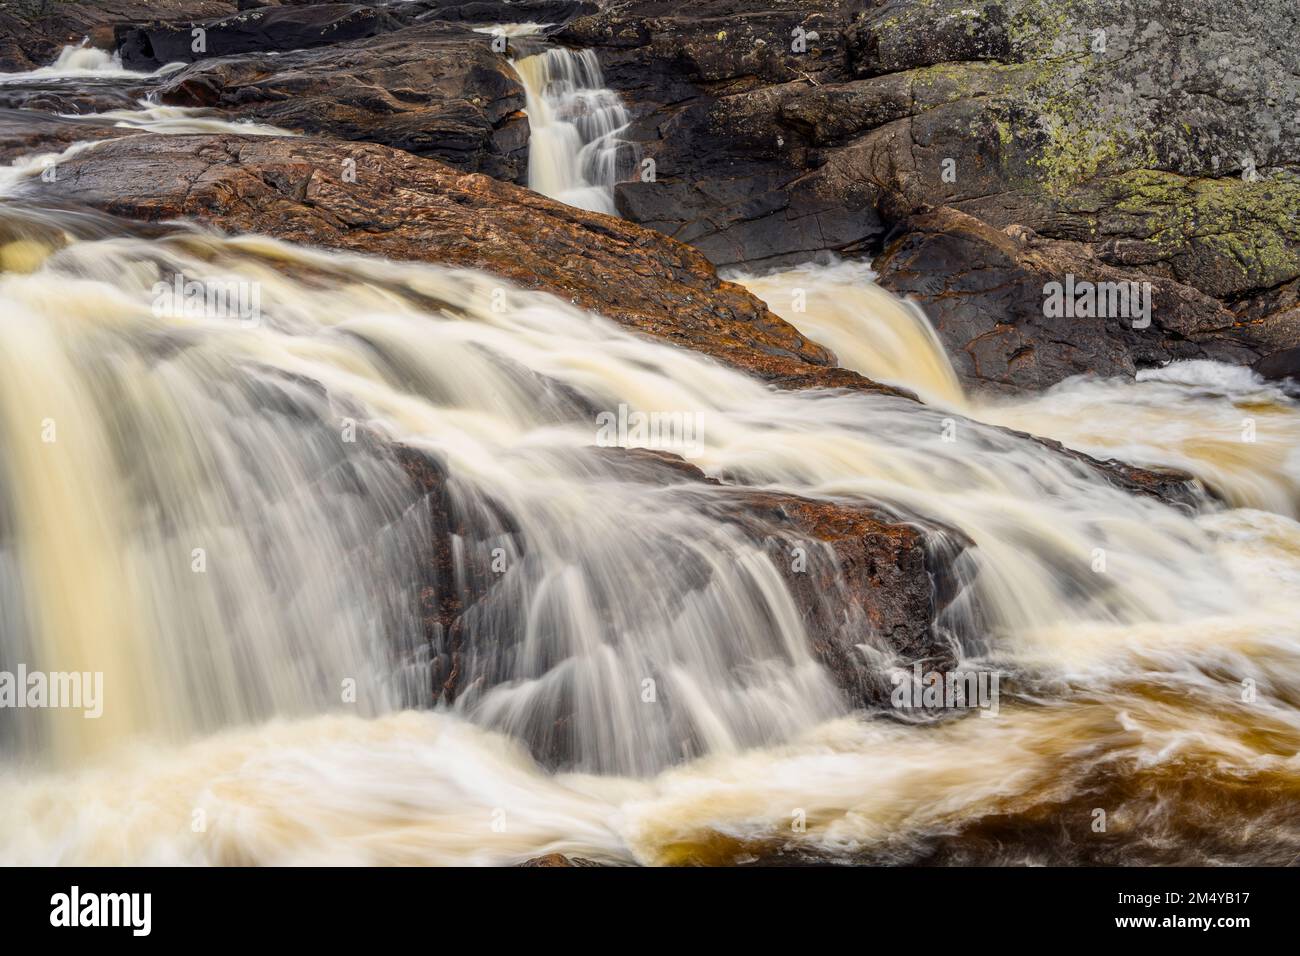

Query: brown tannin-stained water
[0,154,1297,863]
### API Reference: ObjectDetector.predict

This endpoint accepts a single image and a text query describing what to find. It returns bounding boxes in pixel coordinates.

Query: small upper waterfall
[513,47,636,215]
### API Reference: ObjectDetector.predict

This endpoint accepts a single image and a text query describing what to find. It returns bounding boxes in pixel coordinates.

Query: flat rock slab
[19,131,900,395]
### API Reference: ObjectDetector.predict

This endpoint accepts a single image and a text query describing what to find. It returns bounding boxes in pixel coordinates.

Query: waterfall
[0,206,1298,863]
[732,257,967,408]
[513,47,635,215]
[0,43,180,82]
[740,257,1300,515]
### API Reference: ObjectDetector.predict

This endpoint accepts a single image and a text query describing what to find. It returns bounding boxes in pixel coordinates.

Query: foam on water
[0,219,1296,864]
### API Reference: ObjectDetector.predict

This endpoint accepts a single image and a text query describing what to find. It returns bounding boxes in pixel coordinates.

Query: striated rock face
[558,0,1300,391]
[152,23,530,181]
[116,3,403,69]
[0,0,236,71]
[19,132,901,395]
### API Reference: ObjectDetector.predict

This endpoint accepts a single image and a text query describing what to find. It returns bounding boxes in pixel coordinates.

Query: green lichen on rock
[1066,168,1300,292]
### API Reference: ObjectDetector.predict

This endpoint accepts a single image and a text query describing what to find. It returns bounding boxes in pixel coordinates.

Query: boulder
[0,1,235,72]
[150,23,531,181]
[587,448,975,699]
[115,4,403,69]
[1254,345,1300,386]
[873,206,1274,392]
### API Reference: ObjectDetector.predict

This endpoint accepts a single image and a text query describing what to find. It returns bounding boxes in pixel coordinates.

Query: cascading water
[0,42,186,89]
[61,102,294,136]
[734,257,967,408]
[0,195,1298,864]
[738,256,1300,516]
[0,44,138,81]
[512,46,636,214]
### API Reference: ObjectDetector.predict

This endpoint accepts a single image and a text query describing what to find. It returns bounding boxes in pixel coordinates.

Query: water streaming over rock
[0,43,185,83]
[512,46,636,214]
[0,198,1297,864]
[60,102,294,137]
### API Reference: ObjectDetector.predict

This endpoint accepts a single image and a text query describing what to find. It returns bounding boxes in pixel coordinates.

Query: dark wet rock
[1011,432,1209,512]
[150,22,530,181]
[0,1,235,72]
[409,1,599,24]
[559,0,877,269]
[115,4,402,69]
[583,447,974,703]
[554,0,1299,389]
[716,487,971,696]
[0,108,141,163]
[873,206,1280,393]
[0,80,149,114]
[20,131,903,395]
[1254,345,1300,385]
[387,441,969,764]
[391,443,523,704]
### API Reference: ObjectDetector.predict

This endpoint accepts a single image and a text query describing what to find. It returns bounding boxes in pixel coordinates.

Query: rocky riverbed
[1,0,1298,866]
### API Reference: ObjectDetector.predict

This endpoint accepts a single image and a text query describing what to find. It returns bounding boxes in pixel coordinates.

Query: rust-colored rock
[22,131,905,395]
[587,448,973,699]
[518,853,603,866]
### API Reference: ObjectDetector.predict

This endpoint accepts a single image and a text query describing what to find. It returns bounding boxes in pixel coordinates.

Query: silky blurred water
[0,200,1296,864]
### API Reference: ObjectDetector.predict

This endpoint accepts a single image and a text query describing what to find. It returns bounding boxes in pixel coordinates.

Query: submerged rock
[588,447,975,702]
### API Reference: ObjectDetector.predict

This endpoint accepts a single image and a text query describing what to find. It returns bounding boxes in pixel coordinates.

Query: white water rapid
[0,208,1297,864]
